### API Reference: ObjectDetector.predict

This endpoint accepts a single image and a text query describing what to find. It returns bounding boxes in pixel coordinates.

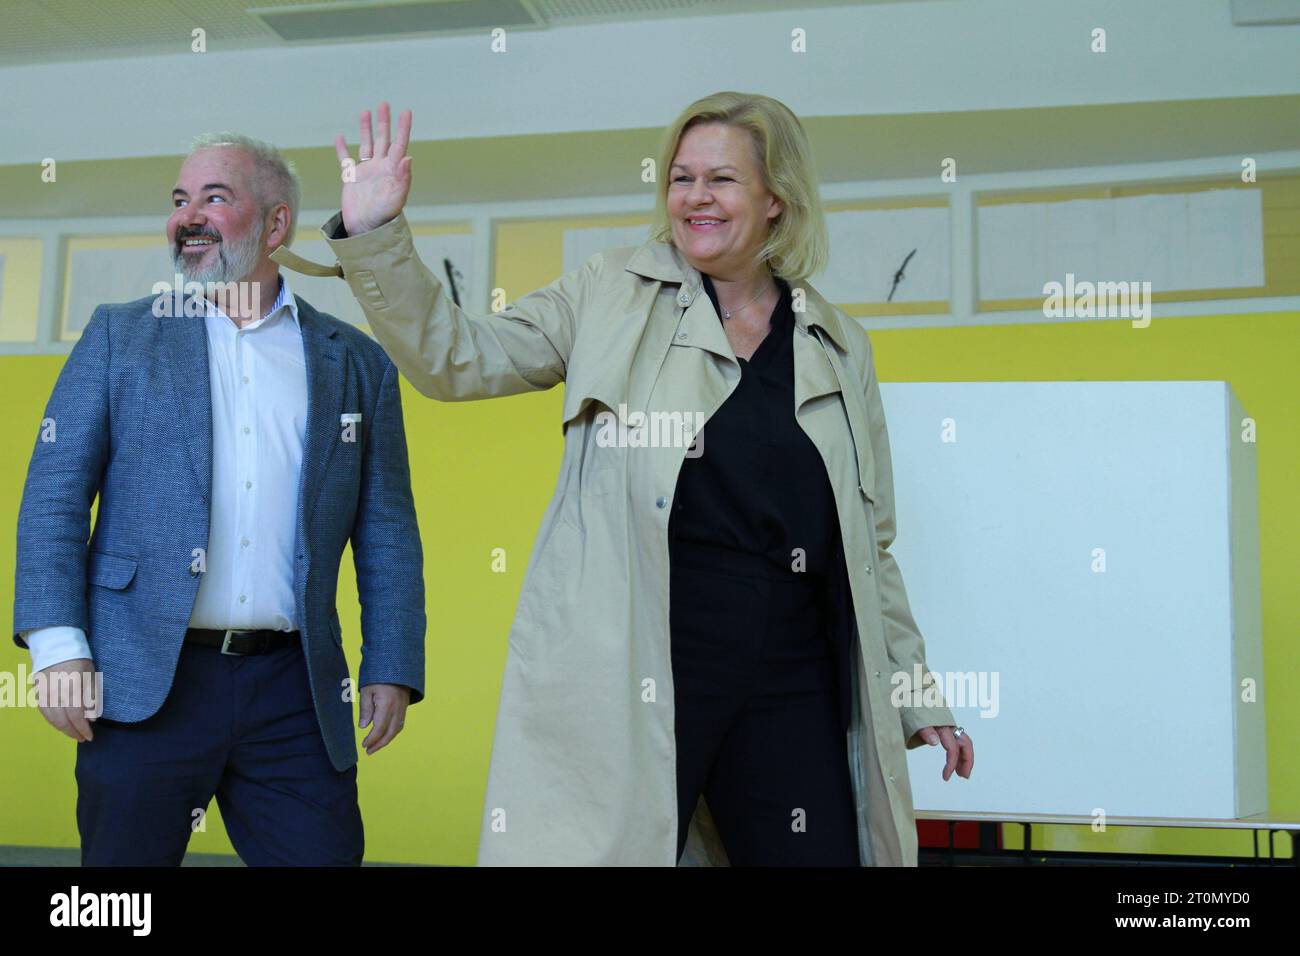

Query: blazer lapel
[295,297,346,533]
[160,311,213,501]
[157,295,349,536]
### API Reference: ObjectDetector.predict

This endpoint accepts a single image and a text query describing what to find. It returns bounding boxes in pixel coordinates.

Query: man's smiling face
[166,146,267,285]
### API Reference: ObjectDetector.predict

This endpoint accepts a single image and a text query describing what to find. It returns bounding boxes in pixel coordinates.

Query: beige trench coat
[311,212,956,866]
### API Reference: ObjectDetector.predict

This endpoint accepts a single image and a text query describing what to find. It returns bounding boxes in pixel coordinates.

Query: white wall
[3,0,1298,165]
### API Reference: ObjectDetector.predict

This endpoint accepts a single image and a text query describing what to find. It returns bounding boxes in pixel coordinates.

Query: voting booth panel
[890,381,1265,821]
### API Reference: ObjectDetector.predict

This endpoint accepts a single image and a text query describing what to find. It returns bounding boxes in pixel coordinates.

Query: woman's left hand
[918,725,974,781]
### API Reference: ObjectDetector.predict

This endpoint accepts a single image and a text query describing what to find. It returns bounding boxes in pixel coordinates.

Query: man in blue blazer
[12,133,426,866]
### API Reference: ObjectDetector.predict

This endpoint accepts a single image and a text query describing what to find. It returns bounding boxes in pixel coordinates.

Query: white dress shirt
[23,274,308,671]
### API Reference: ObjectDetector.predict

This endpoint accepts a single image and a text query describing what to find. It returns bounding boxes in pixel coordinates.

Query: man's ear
[265,202,292,249]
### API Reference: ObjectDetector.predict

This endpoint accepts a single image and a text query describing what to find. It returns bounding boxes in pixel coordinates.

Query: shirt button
[239,595,247,604]
[889,774,896,783]
[244,480,252,489]
[874,670,881,678]
[189,565,199,577]
[865,564,873,574]
[656,496,669,509]
[241,538,250,548]
[242,426,250,435]
[676,331,687,340]
[677,290,691,306]
[242,376,249,384]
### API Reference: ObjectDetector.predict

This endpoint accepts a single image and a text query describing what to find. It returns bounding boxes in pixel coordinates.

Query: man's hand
[335,101,413,236]
[917,725,974,781]
[359,682,411,755]
[33,658,99,743]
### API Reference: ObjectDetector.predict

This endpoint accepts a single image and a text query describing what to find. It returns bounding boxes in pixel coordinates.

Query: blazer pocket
[88,551,138,590]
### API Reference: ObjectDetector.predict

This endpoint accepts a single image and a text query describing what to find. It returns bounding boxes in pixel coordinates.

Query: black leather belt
[185,628,300,656]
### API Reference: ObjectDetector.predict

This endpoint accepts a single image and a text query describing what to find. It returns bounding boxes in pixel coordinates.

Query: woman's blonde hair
[649,91,829,281]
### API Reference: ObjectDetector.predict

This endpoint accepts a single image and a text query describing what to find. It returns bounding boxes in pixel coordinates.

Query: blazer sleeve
[350,358,426,704]
[321,212,600,401]
[13,305,111,645]
[860,332,958,749]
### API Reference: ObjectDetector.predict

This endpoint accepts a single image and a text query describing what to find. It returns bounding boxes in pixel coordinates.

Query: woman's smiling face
[668,122,783,277]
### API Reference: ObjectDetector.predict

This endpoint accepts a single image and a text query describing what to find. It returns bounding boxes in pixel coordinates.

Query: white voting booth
[887,381,1265,821]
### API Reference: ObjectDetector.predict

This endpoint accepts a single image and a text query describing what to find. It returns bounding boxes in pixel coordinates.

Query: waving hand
[335,101,413,236]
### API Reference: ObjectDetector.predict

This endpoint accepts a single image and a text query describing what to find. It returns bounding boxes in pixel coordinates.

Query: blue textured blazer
[12,294,426,772]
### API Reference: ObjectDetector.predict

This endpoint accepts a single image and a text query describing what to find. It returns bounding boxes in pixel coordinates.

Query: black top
[667,273,843,581]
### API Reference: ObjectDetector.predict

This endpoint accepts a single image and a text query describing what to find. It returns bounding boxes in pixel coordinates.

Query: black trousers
[670,540,859,866]
[75,642,363,866]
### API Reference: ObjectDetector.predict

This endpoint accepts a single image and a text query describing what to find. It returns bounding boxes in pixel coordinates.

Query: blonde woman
[296,92,974,866]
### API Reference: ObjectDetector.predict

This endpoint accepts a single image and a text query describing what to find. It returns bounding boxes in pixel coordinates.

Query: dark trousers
[670,540,859,866]
[75,641,363,866]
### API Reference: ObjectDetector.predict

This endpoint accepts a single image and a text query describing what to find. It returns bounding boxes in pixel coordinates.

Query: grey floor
[0,845,410,866]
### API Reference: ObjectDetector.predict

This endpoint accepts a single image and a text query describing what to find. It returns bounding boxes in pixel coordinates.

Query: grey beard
[172,222,264,285]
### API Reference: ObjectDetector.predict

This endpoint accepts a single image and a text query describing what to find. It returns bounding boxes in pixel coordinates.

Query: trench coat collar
[624,239,851,353]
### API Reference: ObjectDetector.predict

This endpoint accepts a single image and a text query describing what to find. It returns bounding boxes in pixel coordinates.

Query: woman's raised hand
[335,101,413,236]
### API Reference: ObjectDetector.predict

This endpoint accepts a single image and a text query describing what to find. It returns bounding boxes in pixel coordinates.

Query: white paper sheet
[820,208,951,303]
[979,189,1264,301]
[64,244,174,334]
[562,225,653,274]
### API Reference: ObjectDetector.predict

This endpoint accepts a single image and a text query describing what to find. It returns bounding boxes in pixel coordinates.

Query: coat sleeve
[860,332,958,750]
[321,212,599,401]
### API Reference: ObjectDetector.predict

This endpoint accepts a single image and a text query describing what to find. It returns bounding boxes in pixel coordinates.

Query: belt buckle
[220,629,250,656]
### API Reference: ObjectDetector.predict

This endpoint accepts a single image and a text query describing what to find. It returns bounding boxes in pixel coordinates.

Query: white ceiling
[0,0,1295,219]
[0,0,918,64]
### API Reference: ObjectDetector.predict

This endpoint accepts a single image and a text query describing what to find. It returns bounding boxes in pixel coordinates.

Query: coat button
[864,563,873,574]
[656,496,669,508]
[874,670,881,678]
[677,290,691,306]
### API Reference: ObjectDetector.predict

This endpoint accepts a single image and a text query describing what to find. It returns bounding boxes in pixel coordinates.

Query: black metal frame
[918,821,1298,867]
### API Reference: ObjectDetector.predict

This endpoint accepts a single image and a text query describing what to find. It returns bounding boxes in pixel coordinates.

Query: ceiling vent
[250,0,544,42]
[1230,0,1300,25]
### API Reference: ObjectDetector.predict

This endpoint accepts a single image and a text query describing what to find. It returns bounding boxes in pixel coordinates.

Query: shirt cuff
[321,211,408,250]
[22,626,92,672]
[322,211,349,240]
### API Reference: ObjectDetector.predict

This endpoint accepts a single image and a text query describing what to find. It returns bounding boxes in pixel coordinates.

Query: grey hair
[187,132,301,246]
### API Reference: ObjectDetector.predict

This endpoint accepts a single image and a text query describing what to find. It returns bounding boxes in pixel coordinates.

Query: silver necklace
[718,277,774,321]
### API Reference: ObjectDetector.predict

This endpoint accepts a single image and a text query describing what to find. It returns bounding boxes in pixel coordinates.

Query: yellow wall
[0,239,43,342]
[1,219,1296,862]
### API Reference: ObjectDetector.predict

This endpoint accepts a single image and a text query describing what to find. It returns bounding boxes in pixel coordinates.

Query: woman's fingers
[392,108,412,159]
[336,103,413,234]
[375,101,391,157]
[342,102,411,166]
[359,108,374,160]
